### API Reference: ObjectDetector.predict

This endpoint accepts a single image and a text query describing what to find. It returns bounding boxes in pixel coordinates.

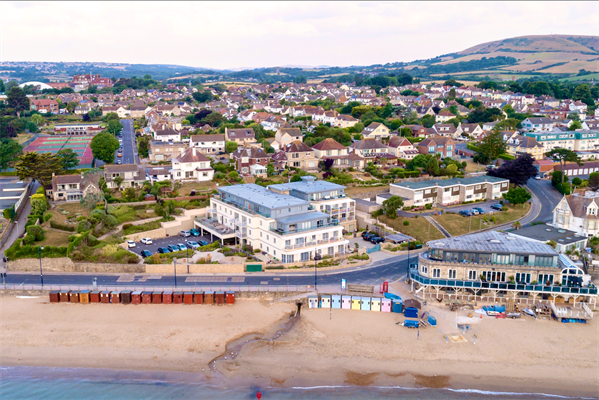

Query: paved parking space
[129,234,216,256]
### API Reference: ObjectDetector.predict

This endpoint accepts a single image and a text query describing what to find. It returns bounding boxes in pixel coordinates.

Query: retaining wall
[7,258,145,273]
[145,263,244,274]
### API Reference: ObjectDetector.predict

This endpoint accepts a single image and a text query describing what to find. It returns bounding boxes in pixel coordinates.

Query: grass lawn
[123,220,162,235]
[16,133,33,144]
[177,181,216,195]
[463,160,487,173]
[378,215,445,243]
[346,185,389,196]
[38,230,71,247]
[49,203,91,225]
[432,203,531,237]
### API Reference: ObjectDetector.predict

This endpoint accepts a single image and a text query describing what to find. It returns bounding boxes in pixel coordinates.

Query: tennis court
[24,135,94,168]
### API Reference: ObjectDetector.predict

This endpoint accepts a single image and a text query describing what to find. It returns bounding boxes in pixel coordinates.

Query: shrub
[50,221,75,232]
[35,187,46,195]
[23,235,35,245]
[77,220,92,233]
[122,223,133,230]
[403,220,410,226]
[26,225,44,241]
[68,235,78,242]
[425,203,432,210]
[42,212,53,222]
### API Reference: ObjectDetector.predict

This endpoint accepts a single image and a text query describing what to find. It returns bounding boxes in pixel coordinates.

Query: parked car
[116,160,122,165]
[371,236,386,244]
[197,240,208,246]
[363,232,376,241]
[177,243,187,251]
[157,247,171,254]
[127,240,135,248]
[535,175,541,180]
[459,210,472,217]
[140,250,152,258]
[187,241,200,249]
[490,203,504,211]
[473,207,485,214]
[179,230,191,237]
[190,228,200,236]
[117,153,122,158]
[140,237,153,245]
[167,245,179,252]
[470,209,479,215]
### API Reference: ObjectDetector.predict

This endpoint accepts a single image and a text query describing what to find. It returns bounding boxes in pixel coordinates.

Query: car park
[127,240,135,248]
[179,230,191,237]
[140,238,153,245]
[177,243,187,251]
[473,207,485,214]
[187,241,200,249]
[167,245,179,252]
[157,247,171,254]
[140,250,152,258]
[490,203,504,211]
[190,228,200,236]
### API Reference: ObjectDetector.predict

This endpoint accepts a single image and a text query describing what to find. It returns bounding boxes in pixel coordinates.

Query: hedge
[50,221,75,232]
[5,238,67,260]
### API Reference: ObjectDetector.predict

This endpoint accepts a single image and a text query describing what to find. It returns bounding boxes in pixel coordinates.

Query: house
[521,117,556,132]
[417,136,455,158]
[231,146,270,177]
[433,123,462,138]
[334,114,359,129]
[153,127,181,142]
[225,127,256,145]
[30,99,59,114]
[282,141,319,170]
[102,106,129,119]
[534,159,555,178]
[274,125,303,148]
[311,138,362,169]
[189,134,226,155]
[505,135,544,159]
[362,122,390,140]
[435,110,455,123]
[460,123,484,138]
[405,124,429,137]
[553,190,599,237]
[171,147,214,182]
[148,141,187,162]
[508,224,587,254]
[387,136,418,160]
[130,106,148,119]
[104,164,145,189]
[145,166,172,183]
[351,138,391,160]
[50,173,99,202]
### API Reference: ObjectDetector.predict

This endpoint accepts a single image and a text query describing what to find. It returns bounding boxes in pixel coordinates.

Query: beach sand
[0,295,597,397]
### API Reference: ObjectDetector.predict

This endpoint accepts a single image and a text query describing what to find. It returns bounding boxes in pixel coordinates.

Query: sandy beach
[0,294,597,398]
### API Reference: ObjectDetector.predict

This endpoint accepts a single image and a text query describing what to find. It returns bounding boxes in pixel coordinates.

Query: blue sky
[1,1,597,69]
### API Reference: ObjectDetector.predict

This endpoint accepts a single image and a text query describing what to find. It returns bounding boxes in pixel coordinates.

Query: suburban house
[145,166,172,183]
[505,135,544,159]
[433,123,462,138]
[405,125,429,137]
[274,125,303,148]
[387,136,419,159]
[460,123,485,138]
[362,122,390,140]
[390,175,509,207]
[189,134,226,155]
[351,138,392,160]
[102,106,129,119]
[171,147,214,182]
[148,141,187,162]
[521,117,556,132]
[225,127,256,145]
[311,138,364,169]
[153,127,181,142]
[553,190,599,237]
[104,164,146,189]
[130,106,148,119]
[231,146,270,177]
[417,136,455,158]
[334,114,359,129]
[436,110,455,123]
[50,173,99,202]
[282,141,319,170]
[30,99,59,114]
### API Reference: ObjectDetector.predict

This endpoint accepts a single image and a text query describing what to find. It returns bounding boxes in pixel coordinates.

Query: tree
[475,130,506,164]
[446,164,458,175]
[7,87,30,118]
[113,175,124,191]
[0,79,5,93]
[293,75,307,84]
[56,148,80,170]
[225,141,238,154]
[545,148,582,184]
[90,132,120,164]
[0,139,22,170]
[322,158,335,172]
[487,153,538,186]
[31,114,44,127]
[573,84,592,101]
[572,177,582,187]
[503,187,531,206]
[381,195,404,219]
[512,221,522,230]
[192,90,214,103]
[138,135,150,158]
[569,120,582,131]
[426,156,440,176]
[589,172,599,190]
[106,119,123,136]
[15,152,63,187]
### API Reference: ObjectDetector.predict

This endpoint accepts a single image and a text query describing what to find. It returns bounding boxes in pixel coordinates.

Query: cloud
[1,1,596,69]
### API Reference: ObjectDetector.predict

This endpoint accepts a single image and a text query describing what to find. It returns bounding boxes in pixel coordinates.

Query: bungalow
[104,164,145,189]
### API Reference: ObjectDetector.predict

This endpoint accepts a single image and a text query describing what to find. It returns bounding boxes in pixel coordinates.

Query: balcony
[218,198,271,218]
[270,221,339,236]
[284,237,343,250]
[236,230,247,239]
[195,217,235,235]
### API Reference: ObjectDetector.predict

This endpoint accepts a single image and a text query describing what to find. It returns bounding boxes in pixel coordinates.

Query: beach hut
[381,298,391,313]
[100,291,112,304]
[90,291,100,303]
[341,295,351,309]
[320,295,331,308]
[331,295,341,309]
[111,291,121,304]
[204,291,214,304]
[371,297,381,312]
[131,291,142,305]
[225,292,235,304]
[173,291,183,304]
[215,291,225,305]
[184,292,194,305]
[162,291,172,304]
[351,296,361,310]
[49,291,60,303]
[141,291,152,304]
[392,300,403,313]
[120,291,132,304]
[404,306,418,319]
[69,291,80,303]
[360,297,371,311]
[194,291,204,304]
[308,295,318,309]
[152,291,162,304]
[79,290,90,304]
[59,290,70,302]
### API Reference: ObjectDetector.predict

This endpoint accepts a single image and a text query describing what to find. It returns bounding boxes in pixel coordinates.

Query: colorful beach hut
[184,292,194,305]
[194,292,204,304]
[341,295,351,309]
[360,297,371,311]
[131,291,142,305]
[69,291,80,303]
[215,291,225,305]
[152,291,163,304]
[111,291,121,304]
[351,296,361,310]
[79,290,90,304]
[120,291,132,304]
[173,291,183,304]
[49,291,59,303]
[404,307,418,319]
[162,291,172,304]
[331,295,341,309]
[320,295,331,308]
[225,292,235,304]
[141,291,152,304]
[100,291,111,303]
[392,300,403,313]
[59,291,70,302]
[90,291,100,303]
[371,297,381,312]
[204,291,214,304]
[308,295,318,309]
[381,298,391,312]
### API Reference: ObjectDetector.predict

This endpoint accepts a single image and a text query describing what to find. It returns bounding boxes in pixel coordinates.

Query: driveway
[398,200,501,218]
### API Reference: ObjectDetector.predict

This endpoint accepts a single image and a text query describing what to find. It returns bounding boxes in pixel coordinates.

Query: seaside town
[0,3,597,399]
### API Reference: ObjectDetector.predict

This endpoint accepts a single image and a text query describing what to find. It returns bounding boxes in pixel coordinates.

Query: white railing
[0,283,314,293]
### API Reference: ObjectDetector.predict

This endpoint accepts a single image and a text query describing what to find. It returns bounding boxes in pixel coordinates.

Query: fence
[0,283,314,293]
[366,244,381,254]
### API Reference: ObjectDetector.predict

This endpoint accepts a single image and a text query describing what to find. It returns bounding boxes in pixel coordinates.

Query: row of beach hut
[48,290,236,305]
[308,295,403,313]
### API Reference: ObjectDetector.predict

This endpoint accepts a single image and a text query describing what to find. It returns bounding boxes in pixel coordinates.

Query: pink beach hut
[341,295,351,309]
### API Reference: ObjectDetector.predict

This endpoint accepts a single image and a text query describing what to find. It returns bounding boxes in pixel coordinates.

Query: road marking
[260,281,268,284]
[185,277,244,283]
[273,277,280,281]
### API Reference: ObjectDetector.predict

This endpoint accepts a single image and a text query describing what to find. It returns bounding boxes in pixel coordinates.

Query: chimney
[192,148,196,157]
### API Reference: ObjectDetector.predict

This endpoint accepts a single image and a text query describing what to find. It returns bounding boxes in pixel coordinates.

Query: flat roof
[219,183,308,209]
[392,175,508,190]
[353,198,379,207]
[427,231,557,255]
[508,225,586,245]
[276,211,329,224]
[268,180,345,194]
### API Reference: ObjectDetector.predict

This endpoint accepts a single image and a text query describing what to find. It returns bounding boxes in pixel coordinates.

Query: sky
[1,1,598,70]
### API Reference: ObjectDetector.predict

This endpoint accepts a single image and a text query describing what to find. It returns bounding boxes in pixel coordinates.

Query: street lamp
[173,257,177,288]
[38,246,44,287]
[185,239,189,274]
[314,252,321,291]
[407,240,411,270]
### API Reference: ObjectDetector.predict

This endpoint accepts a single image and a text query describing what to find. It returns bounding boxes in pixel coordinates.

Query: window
[301,252,310,261]
[468,270,477,280]
[463,253,476,263]
[495,254,510,264]
[420,265,428,274]
[538,274,554,285]
[432,268,441,278]
[515,273,531,283]
[536,256,554,267]
[448,269,456,279]
[514,255,529,265]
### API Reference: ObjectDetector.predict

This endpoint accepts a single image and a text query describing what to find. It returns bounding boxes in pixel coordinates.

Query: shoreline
[1,297,597,399]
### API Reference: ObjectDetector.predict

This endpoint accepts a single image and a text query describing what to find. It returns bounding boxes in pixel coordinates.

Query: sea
[0,366,594,400]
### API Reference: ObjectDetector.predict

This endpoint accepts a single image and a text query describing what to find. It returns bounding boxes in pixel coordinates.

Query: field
[177,181,217,195]
[377,215,445,243]
[432,203,530,237]
[345,185,389,197]
[559,73,599,82]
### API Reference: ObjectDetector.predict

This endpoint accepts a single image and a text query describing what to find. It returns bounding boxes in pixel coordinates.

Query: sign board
[341,279,346,290]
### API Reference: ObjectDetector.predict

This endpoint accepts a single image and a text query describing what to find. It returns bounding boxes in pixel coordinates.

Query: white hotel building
[194,177,350,263]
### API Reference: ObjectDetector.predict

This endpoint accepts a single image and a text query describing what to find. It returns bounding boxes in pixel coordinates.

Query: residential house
[225,127,256,145]
[460,123,484,138]
[435,110,455,123]
[189,134,226,155]
[153,127,181,142]
[171,147,214,182]
[505,135,544,159]
[104,164,145,189]
[102,106,129,118]
[148,141,187,162]
[274,125,303,148]
[553,190,599,237]
[130,106,148,119]
[50,173,99,202]
[231,146,270,177]
[334,114,359,129]
[362,122,390,140]
[433,123,462,138]
[387,136,418,160]
[417,136,455,158]
[30,99,59,114]
[311,138,364,169]
[282,141,319,170]
[521,117,557,132]
[405,124,429,138]
[351,138,392,161]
